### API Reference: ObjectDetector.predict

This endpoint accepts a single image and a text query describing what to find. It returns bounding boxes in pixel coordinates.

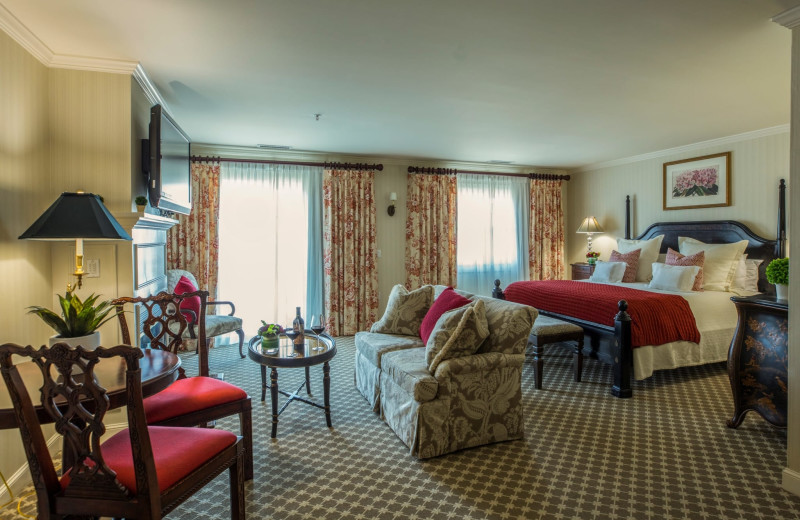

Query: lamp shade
[576,216,603,234]
[19,192,132,241]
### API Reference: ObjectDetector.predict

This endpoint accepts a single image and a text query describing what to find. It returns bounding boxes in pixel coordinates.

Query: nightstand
[571,262,595,280]
[727,294,788,429]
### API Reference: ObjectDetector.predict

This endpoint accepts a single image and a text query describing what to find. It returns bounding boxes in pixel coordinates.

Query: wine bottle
[292,306,305,346]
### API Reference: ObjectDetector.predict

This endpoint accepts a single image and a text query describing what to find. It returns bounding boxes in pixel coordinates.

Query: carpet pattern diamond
[2,336,798,519]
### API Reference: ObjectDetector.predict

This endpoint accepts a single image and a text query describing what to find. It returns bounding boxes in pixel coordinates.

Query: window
[456,174,529,295]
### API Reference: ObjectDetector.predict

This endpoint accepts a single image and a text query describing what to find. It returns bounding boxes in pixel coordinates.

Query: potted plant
[135,195,148,212]
[586,251,600,265]
[28,292,116,350]
[258,321,284,350]
[766,257,789,300]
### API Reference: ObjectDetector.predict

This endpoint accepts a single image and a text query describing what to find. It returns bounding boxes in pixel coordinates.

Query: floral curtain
[323,169,379,335]
[167,161,221,295]
[405,174,457,289]
[529,179,565,280]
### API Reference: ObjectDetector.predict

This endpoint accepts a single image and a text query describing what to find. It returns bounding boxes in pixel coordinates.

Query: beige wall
[567,131,790,265]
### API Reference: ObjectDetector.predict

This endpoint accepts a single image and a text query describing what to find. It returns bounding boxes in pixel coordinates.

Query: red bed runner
[504,280,700,348]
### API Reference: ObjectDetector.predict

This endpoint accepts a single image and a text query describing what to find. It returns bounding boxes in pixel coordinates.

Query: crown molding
[133,64,169,110]
[773,6,800,30]
[0,4,138,74]
[574,125,790,173]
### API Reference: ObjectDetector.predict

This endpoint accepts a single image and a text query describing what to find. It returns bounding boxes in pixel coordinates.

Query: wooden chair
[113,290,253,481]
[0,342,245,519]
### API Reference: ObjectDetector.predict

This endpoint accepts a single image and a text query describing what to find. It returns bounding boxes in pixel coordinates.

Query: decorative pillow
[616,235,664,282]
[589,261,628,283]
[370,284,434,336]
[678,237,748,291]
[608,249,641,283]
[419,287,472,344]
[648,263,701,292]
[731,255,763,292]
[173,275,201,323]
[665,248,705,291]
[425,300,489,373]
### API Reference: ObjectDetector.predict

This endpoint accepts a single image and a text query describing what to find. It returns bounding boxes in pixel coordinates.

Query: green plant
[258,321,284,338]
[135,195,148,206]
[765,257,789,285]
[28,292,116,338]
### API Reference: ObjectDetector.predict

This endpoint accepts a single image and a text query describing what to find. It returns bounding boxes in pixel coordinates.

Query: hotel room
[0,1,799,518]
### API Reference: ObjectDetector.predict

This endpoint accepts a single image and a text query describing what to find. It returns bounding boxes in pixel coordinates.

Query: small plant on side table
[766,257,789,299]
[135,195,148,212]
[258,321,284,350]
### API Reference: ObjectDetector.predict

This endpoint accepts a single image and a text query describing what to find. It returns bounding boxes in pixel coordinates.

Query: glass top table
[247,330,336,438]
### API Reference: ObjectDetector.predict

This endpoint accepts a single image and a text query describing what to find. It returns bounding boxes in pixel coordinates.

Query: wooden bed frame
[493,179,787,398]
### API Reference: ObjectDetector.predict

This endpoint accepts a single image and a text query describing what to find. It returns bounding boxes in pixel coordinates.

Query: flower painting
[663,152,730,210]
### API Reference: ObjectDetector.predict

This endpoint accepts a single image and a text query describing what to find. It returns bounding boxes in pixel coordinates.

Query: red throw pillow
[609,249,641,283]
[419,288,472,344]
[173,275,201,323]
[665,248,705,291]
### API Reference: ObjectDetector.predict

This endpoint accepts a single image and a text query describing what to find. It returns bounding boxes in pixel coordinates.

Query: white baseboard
[0,421,127,504]
[783,467,800,497]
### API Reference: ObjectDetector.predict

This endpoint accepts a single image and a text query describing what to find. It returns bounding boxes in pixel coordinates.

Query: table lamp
[19,192,132,292]
[576,216,603,254]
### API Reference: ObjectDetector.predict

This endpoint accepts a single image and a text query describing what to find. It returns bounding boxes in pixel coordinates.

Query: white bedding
[578,280,757,380]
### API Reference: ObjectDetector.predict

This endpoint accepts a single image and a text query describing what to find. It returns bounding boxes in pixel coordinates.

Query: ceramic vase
[775,283,788,301]
[49,331,101,350]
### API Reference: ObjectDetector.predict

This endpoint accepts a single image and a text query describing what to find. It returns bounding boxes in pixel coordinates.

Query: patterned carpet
[3,336,799,519]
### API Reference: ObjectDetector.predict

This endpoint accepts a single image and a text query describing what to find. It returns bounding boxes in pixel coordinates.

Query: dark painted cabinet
[571,262,595,280]
[727,295,788,429]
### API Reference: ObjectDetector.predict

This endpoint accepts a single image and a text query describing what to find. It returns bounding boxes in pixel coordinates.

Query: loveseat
[354,285,537,458]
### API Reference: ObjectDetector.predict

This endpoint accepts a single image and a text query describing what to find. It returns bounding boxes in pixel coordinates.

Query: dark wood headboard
[625,180,786,294]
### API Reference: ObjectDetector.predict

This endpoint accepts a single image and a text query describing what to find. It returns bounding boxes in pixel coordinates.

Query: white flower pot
[775,283,788,301]
[49,331,101,350]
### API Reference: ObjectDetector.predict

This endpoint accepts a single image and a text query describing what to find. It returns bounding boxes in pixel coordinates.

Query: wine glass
[311,314,326,351]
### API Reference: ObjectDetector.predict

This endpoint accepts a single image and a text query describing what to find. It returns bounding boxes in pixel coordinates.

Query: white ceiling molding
[0,4,137,73]
[773,6,800,29]
[133,64,169,112]
[574,125,790,173]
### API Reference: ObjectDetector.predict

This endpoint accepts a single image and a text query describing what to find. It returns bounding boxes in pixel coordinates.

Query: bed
[493,180,787,398]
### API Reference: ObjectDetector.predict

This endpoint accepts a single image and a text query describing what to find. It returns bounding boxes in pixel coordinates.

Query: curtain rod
[406,166,569,181]
[191,155,384,171]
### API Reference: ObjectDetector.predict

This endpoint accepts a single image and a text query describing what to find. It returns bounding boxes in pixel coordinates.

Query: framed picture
[663,152,731,210]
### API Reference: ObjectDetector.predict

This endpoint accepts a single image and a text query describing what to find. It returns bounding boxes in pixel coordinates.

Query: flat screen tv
[147,104,192,215]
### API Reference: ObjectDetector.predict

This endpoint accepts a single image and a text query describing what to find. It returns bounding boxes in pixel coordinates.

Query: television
[145,104,192,215]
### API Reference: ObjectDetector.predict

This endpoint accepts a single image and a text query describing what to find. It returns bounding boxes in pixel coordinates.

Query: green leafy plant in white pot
[28,292,116,349]
[765,257,789,300]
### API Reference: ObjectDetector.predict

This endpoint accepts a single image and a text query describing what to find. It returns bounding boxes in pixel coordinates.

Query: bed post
[612,300,633,398]
[625,195,631,239]
[492,279,506,300]
[777,179,786,258]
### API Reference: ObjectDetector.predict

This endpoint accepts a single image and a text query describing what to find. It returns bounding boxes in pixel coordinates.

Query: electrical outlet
[84,258,100,278]
[377,249,382,258]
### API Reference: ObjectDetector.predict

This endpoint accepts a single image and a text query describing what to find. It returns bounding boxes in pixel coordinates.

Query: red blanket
[504,280,700,348]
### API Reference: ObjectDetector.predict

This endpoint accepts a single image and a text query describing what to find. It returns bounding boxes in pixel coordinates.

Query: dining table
[0,348,181,430]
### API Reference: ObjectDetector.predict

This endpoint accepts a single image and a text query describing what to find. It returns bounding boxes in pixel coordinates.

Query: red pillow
[173,275,201,323]
[665,248,705,291]
[419,288,472,344]
[609,249,641,283]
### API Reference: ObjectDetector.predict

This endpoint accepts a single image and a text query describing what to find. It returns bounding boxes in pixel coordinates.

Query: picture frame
[663,152,731,210]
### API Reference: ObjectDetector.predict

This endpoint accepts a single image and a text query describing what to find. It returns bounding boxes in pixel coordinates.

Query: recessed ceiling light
[488,160,513,165]
[257,144,293,150]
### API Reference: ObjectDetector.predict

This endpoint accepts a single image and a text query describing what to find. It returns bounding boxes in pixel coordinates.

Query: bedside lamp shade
[19,192,132,290]
[576,216,603,254]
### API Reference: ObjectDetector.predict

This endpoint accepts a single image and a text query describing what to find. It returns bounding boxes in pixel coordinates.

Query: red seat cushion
[144,376,248,424]
[61,426,236,493]
[419,287,472,344]
[173,275,201,323]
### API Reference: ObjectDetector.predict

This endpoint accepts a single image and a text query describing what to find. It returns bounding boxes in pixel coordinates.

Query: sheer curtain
[217,162,323,337]
[456,174,529,296]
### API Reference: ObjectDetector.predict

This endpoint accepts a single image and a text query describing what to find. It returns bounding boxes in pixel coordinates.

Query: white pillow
[589,261,627,283]
[678,237,748,291]
[616,235,664,282]
[731,255,763,292]
[648,263,702,292]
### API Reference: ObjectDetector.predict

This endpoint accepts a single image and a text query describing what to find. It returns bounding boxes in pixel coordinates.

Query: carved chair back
[0,342,160,517]
[113,290,209,378]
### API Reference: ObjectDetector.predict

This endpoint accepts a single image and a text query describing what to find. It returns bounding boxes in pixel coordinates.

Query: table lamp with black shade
[19,192,132,292]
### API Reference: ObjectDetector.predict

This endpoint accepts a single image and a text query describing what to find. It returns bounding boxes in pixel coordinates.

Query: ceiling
[1,0,797,169]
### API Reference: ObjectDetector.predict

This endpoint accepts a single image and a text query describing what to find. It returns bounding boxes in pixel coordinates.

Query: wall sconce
[387,192,397,216]
[576,216,604,254]
[19,192,132,292]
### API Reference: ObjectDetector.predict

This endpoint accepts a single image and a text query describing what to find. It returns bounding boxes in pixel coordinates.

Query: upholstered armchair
[167,269,246,358]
